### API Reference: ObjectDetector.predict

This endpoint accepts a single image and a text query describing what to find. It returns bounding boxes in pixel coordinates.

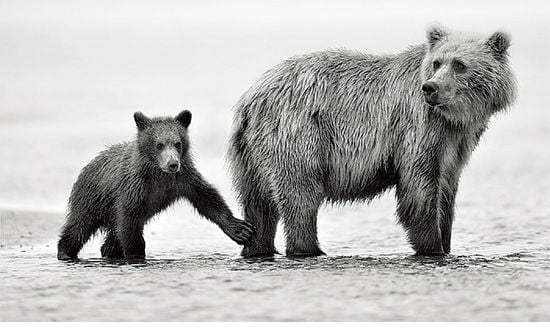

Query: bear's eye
[453,60,467,73]
[175,142,182,150]
[433,60,441,71]
[156,143,164,150]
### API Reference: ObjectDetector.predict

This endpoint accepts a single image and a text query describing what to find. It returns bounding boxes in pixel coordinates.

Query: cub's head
[421,25,516,124]
[134,110,192,173]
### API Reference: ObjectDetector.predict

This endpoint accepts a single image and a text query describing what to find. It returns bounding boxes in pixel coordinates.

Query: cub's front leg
[100,228,124,258]
[183,170,255,245]
[115,201,147,260]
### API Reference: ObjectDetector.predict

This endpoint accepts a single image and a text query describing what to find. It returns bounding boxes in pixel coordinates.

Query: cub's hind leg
[57,215,101,260]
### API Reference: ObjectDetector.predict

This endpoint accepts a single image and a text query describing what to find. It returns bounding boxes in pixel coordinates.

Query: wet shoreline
[1,206,549,321]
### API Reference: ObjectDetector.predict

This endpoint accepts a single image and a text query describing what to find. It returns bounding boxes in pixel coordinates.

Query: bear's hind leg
[100,229,124,258]
[280,185,325,257]
[240,184,280,258]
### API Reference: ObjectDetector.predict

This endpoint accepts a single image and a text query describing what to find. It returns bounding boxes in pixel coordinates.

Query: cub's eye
[433,60,441,70]
[175,142,182,150]
[156,143,164,150]
[453,60,466,73]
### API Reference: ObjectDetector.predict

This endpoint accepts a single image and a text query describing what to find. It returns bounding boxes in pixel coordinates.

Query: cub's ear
[134,111,151,131]
[487,31,511,61]
[175,110,192,128]
[426,24,448,50]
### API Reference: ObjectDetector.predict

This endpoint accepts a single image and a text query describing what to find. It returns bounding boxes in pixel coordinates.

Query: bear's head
[133,110,192,174]
[420,25,516,125]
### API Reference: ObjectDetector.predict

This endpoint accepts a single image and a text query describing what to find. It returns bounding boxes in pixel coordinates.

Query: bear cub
[57,110,254,260]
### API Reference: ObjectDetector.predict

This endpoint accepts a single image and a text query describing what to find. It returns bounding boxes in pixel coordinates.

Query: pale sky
[1,0,548,28]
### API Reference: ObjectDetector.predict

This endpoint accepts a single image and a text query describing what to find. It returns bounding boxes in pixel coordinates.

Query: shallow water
[1,1,550,322]
[1,251,549,321]
[1,144,549,322]
[1,191,549,321]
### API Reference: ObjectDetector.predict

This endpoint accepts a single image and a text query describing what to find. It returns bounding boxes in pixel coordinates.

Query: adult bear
[228,25,516,257]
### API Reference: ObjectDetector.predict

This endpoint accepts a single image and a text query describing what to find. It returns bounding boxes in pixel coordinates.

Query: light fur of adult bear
[228,25,516,257]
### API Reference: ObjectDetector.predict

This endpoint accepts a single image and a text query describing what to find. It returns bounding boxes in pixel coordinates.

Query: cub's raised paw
[224,217,255,245]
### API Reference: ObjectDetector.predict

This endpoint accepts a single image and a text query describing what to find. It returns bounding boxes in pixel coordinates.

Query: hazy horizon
[1,0,549,210]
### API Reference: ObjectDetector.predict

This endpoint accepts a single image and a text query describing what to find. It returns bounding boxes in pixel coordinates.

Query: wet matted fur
[228,25,516,257]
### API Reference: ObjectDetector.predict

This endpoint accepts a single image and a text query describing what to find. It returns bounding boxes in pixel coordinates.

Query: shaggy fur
[58,111,254,260]
[227,25,516,257]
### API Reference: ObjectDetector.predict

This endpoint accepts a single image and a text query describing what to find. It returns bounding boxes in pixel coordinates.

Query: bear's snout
[422,81,440,106]
[422,82,438,95]
[422,81,445,107]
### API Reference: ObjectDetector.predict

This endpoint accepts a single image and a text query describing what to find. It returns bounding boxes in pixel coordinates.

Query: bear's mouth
[160,167,180,174]
[424,97,451,108]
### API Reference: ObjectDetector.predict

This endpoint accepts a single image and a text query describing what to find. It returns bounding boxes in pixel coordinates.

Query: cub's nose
[422,82,439,95]
[168,162,180,172]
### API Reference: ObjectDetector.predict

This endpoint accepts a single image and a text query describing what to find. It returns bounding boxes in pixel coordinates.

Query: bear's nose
[422,82,439,95]
[168,162,179,172]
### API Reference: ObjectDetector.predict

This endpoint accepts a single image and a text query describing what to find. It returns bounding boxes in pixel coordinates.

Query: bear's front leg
[115,210,146,260]
[438,177,459,254]
[396,173,444,256]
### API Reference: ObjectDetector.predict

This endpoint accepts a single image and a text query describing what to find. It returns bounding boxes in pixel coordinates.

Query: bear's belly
[324,162,398,203]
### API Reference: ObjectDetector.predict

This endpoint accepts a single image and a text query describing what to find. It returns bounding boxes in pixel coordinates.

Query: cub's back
[69,142,133,212]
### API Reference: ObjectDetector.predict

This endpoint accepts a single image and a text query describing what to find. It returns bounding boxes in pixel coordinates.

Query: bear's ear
[486,31,511,61]
[426,24,448,50]
[134,111,151,131]
[175,110,192,128]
